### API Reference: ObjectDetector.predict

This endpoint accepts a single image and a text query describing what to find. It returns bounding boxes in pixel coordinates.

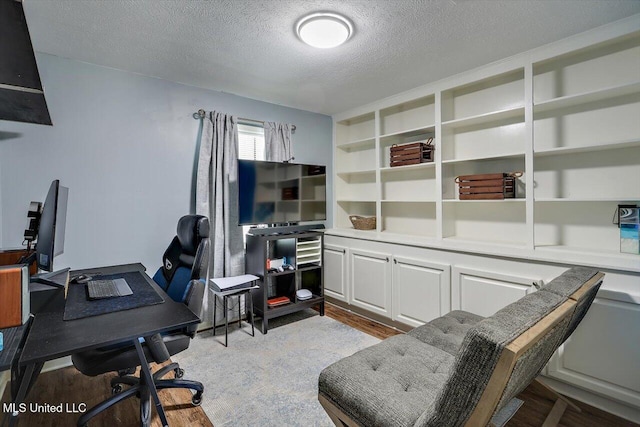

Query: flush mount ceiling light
[296,12,353,49]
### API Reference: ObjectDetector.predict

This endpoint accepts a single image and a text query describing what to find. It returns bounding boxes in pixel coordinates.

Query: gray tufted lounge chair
[318,267,604,427]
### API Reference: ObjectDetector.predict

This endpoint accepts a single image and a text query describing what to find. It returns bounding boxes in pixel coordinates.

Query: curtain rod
[192,109,296,130]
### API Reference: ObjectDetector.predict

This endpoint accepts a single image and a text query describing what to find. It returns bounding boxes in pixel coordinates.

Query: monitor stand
[30,267,70,289]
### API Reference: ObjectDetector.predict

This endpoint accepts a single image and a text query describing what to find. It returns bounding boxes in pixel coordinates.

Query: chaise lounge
[318,267,604,427]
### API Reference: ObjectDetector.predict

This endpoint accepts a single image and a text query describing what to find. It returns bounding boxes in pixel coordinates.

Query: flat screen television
[238,160,326,226]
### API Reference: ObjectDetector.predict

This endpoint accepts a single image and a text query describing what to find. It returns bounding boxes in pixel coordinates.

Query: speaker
[0,264,30,328]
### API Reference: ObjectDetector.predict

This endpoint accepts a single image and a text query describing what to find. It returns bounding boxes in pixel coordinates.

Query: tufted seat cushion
[408,310,484,355]
[319,334,455,427]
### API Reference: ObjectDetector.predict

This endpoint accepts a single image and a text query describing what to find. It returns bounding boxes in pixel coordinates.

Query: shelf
[443,198,526,203]
[336,137,376,151]
[380,162,435,173]
[442,152,525,164]
[535,197,640,203]
[534,138,640,157]
[326,228,640,272]
[534,81,640,114]
[266,295,324,314]
[443,236,528,248]
[379,125,435,141]
[441,106,524,129]
[336,169,376,177]
[381,199,436,203]
[336,199,376,203]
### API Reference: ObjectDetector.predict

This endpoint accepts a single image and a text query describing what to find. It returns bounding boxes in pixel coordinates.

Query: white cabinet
[349,248,392,316]
[452,266,539,317]
[324,244,348,302]
[392,256,450,327]
[547,294,640,409]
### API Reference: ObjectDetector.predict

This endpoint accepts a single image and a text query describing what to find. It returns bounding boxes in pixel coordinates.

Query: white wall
[0,53,333,272]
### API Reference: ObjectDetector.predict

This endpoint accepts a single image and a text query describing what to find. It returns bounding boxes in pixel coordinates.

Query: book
[0,264,30,328]
[267,296,291,307]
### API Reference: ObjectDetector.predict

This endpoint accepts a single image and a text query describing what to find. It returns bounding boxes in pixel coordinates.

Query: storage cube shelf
[331,26,640,271]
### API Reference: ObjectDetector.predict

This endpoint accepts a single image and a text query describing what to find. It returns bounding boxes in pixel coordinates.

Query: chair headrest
[177,215,209,255]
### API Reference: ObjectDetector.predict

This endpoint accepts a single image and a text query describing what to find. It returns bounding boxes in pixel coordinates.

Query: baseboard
[538,376,640,424]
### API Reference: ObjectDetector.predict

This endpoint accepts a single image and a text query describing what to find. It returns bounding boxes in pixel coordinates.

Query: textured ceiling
[23,0,640,115]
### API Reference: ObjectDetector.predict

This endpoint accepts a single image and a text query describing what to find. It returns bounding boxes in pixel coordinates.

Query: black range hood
[0,0,52,125]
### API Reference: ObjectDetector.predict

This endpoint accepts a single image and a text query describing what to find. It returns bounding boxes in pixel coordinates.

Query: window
[238,123,265,239]
[238,123,265,161]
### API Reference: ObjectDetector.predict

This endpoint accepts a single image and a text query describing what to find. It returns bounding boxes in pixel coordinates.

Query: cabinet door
[350,248,392,317]
[392,256,450,328]
[546,295,640,409]
[324,244,348,302]
[452,267,539,317]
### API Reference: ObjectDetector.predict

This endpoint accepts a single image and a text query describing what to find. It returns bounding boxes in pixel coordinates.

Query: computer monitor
[28,179,69,288]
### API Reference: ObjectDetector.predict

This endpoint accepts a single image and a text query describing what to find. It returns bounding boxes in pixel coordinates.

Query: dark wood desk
[4,263,200,427]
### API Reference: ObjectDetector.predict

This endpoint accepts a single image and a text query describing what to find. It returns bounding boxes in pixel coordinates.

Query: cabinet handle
[342,249,346,254]
[393,259,397,264]
[386,257,390,262]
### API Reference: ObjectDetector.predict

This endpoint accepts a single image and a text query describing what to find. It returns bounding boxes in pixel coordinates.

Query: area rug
[172,311,380,427]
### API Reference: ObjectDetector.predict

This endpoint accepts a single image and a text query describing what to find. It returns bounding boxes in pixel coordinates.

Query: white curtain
[264,122,294,162]
[196,111,245,280]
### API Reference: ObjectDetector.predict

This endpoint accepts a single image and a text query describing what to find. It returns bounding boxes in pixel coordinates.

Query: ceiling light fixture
[296,12,353,49]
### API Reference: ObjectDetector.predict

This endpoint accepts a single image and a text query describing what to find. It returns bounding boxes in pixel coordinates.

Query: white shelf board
[441,106,525,129]
[336,199,376,203]
[336,137,376,151]
[325,228,640,272]
[302,174,326,179]
[534,138,640,157]
[443,198,526,203]
[534,81,640,114]
[443,236,528,248]
[534,245,640,271]
[442,152,525,164]
[379,125,435,141]
[381,199,436,203]
[535,197,640,202]
[380,162,436,172]
[336,169,376,177]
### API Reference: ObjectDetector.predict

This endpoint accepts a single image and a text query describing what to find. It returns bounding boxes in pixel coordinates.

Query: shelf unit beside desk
[246,231,325,333]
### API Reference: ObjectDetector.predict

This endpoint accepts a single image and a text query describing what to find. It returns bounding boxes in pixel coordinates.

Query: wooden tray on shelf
[390,138,434,167]
[456,172,522,200]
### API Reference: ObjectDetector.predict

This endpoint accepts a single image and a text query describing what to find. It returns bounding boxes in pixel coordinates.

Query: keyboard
[87,278,133,300]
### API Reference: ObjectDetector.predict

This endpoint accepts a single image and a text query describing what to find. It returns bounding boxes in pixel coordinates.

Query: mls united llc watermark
[3,402,87,414]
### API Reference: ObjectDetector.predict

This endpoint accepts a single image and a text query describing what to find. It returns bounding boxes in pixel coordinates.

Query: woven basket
[349,215,376,230]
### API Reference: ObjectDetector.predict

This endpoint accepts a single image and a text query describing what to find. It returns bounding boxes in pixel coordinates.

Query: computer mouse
[72,274,92,284]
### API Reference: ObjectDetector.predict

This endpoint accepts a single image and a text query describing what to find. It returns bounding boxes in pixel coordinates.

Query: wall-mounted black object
[0,0,52,125]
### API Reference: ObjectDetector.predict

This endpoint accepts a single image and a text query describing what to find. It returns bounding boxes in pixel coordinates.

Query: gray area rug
[173,311,380,427]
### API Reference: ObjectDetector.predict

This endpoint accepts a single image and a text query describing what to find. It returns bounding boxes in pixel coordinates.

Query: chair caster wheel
[174,368,184,378]
[192,392,203,406]
[112,384,123,394]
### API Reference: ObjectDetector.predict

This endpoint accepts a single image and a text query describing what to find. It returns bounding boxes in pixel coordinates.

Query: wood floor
[2,303,637,427]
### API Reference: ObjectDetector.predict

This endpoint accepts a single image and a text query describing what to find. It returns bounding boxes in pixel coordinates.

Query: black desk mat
[63,271,164,321]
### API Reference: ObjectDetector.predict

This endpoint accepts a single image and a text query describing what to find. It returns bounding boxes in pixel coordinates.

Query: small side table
[209,278,259,347]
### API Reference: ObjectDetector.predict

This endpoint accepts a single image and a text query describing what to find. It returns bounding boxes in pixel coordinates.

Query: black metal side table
[210,285,259,347]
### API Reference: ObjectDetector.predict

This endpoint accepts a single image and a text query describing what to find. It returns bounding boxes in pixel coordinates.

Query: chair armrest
[144,333,170,363]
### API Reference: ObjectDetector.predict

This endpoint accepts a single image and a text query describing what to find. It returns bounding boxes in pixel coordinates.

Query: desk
[3,263,200,427]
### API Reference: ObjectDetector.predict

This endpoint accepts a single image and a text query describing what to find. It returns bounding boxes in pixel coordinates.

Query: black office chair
[71,215,210,427]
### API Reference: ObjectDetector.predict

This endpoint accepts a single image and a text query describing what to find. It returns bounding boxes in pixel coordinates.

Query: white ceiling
[23,0,640,116]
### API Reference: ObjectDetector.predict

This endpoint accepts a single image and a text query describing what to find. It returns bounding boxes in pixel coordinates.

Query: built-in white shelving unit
[331,24,640,272]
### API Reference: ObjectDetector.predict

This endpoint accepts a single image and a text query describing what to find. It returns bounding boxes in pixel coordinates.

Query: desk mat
[63,271,164,321]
